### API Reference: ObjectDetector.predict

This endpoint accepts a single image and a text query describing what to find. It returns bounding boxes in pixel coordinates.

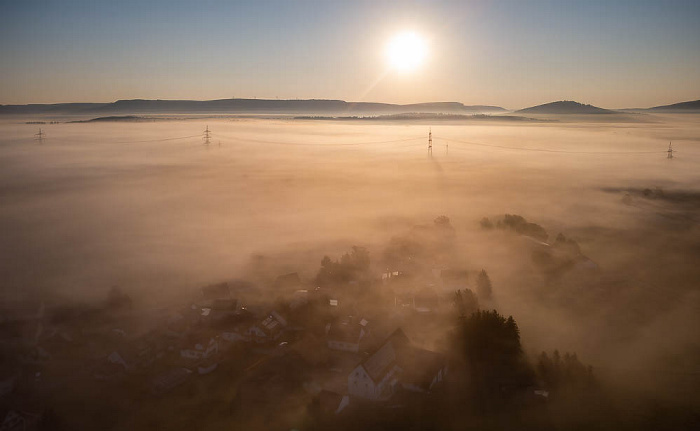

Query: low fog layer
[1,114,699,423]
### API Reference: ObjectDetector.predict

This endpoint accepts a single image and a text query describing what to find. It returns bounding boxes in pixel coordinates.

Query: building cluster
[0,263,491,429]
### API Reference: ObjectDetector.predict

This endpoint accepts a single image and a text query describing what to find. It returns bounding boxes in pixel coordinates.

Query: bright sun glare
[386,31,427,72]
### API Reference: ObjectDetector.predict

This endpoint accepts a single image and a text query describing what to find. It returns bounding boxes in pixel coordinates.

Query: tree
[315,246,371,287]
[553,233,582,256]
[476,269,493,300]
[497,214,548,241]
[434,215,453,229]
[453,289,479,318]
[454,310,533,405]
[479,217,494,229]
[536,350,596,396]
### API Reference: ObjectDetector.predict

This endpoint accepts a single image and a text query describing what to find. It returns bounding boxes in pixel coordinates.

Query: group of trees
[452,310,534,409]
[498,214,549,242]
[552,233,583,257]
[476,269,492,300]
[315,246,371,287]
[453,289,479,317]
[480,214,549,242]
[452,268,493,316]
[536,350,596,396]
[453,269,493,318]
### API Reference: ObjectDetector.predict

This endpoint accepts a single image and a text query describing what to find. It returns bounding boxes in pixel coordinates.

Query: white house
[347,328,447,401]
[348,329,409,400]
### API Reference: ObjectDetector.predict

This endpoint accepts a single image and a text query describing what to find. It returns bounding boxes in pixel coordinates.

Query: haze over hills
[516,100,615,115]
[648,99,700,112]
[0,98,505,116]
[3,98,699,118]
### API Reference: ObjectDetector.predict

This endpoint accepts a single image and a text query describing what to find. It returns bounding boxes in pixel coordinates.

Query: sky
[0,0,698,109]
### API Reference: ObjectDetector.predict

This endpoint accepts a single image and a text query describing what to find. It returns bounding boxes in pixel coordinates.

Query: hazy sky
[1,0,698,109]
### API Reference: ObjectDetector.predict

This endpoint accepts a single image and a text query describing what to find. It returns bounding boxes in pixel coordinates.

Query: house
[149,368,192,395]
[382,270,413,289]
[39,328,74,357]
[0,369,20,397]
[92,350,130,380]
[326,317,369,353]
[99,332,167,376]
[180,337,218,360]
[347,329,447,401]
[394,287,440,313]
[381,270,402,283]
[247,311,287,344]
[197,357,218,375]
[130,334,168,369]
[106,350,131,370]
[398,346,447,393]
[93,360,126,381]
[221,326,250,343]
[348,329,410,400]
[0,409,42,431]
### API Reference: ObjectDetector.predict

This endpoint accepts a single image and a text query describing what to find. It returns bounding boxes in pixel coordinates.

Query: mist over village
[1,1,699,430]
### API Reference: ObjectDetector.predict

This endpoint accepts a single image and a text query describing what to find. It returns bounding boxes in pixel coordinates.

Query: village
[0,217,522,430]
[0,211,611,430]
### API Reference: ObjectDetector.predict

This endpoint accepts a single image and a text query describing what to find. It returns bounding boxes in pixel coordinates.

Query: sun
[386,31,427,72]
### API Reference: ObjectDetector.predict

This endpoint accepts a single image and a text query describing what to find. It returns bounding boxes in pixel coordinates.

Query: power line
[210,133,424,147]
[32,134,202,144]
[107,135,202,144]
[437,136,668,155]
[14,128,683,158]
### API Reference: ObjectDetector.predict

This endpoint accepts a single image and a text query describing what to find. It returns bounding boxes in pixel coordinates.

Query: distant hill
[69,116,152,123]
[0,103,105,115]
[516,101,615,114]
[648,99,700,112]
[0,98,506,116]
[294,113,543,122]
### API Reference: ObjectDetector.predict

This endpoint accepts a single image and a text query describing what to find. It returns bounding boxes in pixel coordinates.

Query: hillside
[516,100,614,114]
[649,99,700,111]
[0,98,506,116]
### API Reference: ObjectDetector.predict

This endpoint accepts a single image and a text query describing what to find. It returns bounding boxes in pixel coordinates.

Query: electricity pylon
[203,126,211,146]
[35,129,45,143]
[428,128,432,156]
